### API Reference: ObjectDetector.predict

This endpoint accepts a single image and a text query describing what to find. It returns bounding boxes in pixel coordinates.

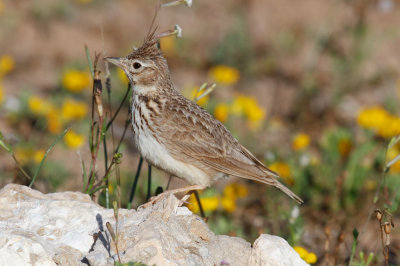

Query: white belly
[134,133,211,186]
[131,94,211,186]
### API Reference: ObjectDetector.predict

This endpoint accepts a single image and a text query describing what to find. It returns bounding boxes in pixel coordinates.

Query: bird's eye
[133,62,142,69]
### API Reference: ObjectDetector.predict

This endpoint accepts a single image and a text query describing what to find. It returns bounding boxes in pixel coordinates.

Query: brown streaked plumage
[105,33,303,204]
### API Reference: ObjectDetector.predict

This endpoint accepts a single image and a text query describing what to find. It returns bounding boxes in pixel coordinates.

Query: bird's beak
[104,57,125,69]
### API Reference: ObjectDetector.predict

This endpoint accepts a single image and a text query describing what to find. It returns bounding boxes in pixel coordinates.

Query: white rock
[0,184,308,266]
[249,234,309,266]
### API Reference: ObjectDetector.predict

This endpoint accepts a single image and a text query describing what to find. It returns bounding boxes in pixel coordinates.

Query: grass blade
[29,128,69,188]
[85,45,94,78]
[79,151,88,192]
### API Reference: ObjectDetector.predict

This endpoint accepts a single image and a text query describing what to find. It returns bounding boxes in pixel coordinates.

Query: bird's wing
[156,95,275,182]
[153,94,303,204]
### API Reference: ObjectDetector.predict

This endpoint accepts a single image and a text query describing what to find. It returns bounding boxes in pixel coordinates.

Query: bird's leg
[138,185,205,209]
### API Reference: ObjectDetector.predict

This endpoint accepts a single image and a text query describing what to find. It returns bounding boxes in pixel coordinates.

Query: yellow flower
[0,55,15,76]
[338,138,352,158]
[61,98,88,121]
[221,196,236,212]
[117,68,129,85]
[292,133,310,151]
[246,103,265,122]
[234,184,248,198]
[214,103,230,122]
[223,183,248,199]
[62,70,91,93]
[357,106,400,138]
[377,116,400,138]
[14,148,46,164]
[191,87,209,107]
[231,94,266,129]
[294,246,317,264]
[64,130,85,149]
[28,96,53,116]
[0,82,4,104]
[388,145,400,173]
[230,95,245,115]
[187,194,219,213]
[209,65,240,85]
[293,246,308,259]
[160,35,176,56]
[14,147,32,165]
[357,106,389,129]
[108,183,114,194]
[47,108,62,134]
[33,149,45,163]
[305,252,317,264]
[269,162,293,185]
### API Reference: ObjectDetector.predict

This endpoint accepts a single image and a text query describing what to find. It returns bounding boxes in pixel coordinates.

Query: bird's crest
[127,2,162,60]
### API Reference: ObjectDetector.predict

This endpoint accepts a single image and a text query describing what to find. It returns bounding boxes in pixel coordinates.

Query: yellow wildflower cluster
[187,183,248,213]
[294,246,317,264]
[292,133,310,151]
[62,69,91,93]
[28,96,88,138]
[209,65,240,85]
[357,106,400,138]
[14,147,45,164]
[269,162,293,185]
[214,94,266,129]
[64,130,85,149]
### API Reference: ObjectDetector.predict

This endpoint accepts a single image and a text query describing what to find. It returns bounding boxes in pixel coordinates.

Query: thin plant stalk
[147,164,152,200]
[194,190,206,218]
[127,157,144,209]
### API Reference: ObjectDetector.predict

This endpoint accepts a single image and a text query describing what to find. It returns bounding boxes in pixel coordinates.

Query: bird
[104,31,303,205]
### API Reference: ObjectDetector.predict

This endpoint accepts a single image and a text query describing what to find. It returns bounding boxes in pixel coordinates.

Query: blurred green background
[1,0,400,265]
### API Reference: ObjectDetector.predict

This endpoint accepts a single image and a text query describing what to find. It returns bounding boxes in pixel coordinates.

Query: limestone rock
[0,184,308,266]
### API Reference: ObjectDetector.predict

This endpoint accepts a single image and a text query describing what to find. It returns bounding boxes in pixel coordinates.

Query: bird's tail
[272,178,303,204]
[246,173,304,204]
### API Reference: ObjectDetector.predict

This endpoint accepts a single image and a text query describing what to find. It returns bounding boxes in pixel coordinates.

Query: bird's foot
[138,185,205,210]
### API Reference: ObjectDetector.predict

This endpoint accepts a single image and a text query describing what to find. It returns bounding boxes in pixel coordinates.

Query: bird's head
[105,33,170,94]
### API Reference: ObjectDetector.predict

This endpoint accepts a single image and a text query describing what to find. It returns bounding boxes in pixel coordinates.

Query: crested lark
[105,32,303,205]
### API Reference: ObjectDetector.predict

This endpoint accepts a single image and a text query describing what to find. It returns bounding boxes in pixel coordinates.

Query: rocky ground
[0,184,307,265]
